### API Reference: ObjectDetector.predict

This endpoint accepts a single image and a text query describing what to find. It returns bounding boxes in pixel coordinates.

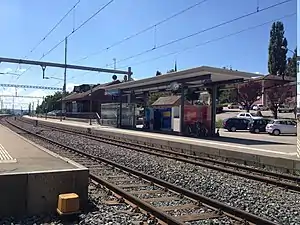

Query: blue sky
[0,0,297,109]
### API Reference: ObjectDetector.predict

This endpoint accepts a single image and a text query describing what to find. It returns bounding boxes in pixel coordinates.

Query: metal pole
[89,85,93,125]
[61,37,67,121]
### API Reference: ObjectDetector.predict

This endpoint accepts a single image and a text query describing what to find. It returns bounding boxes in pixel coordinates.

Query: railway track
[19,117,300,192]
[3,118,278,225]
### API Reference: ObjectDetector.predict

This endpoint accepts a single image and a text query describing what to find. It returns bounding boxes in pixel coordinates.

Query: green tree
[285,48,297,77]
[185,88,200,104]
[156,71,162,76]
[268,21,288,78]
[167,69,175,73]
[28,103,31,115]
[36,92,68,114]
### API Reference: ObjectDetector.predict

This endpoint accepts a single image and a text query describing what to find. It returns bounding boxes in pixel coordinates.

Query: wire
[24,0,81,59]
[41,0,115,60]
[107,0,292,67]
[73,0,210,63]
[117,13,296,69]
[15,0,114,81]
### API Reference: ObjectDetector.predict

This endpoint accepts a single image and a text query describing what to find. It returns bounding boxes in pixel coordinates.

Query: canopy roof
[104,66,263,93]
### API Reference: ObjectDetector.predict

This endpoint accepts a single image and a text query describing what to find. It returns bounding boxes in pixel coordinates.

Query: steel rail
[19,117,300,191]
[6,119,278,225]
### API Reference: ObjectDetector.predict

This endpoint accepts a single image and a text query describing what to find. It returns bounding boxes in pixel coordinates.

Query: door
[239,113,245,118]
[278,120,289,133]
[286,120,297,134]
[153,109,162,130]
[245,113,252,119]
[242,119,249,129]
[235,119,243,130]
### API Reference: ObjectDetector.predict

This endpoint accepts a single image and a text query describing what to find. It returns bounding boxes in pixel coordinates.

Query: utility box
[57,193,80,215]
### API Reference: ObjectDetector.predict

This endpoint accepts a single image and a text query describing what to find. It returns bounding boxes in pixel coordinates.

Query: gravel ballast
[10,120,300,224]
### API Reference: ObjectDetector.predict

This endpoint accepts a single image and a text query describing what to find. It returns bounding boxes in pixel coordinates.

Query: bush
[220,103,229,107]
[216,119,223,128]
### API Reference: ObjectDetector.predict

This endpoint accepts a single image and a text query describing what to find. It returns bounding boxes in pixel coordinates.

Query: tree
[149,92,170,105]
[36,91,69,114]
[268,21,288,78]
[264,78,295,119]
[156,71,162,76]
[236,80,262,112]
[185,88,200,104]
[285,48,297,77]
[167,69,175,73]
[28,103,31,115]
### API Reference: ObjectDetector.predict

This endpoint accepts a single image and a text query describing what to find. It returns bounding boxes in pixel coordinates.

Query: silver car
[265,119,297,135]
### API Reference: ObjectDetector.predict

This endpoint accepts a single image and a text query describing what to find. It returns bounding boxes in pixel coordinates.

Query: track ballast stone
[13,120,300,225]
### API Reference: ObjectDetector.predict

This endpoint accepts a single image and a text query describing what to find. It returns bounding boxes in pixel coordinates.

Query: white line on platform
[0,144,17,163]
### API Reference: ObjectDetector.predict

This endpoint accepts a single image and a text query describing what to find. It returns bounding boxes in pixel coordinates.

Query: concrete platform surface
[23,116,300,172]
[24,116,297,158]
[0,124,77,174]
[0,123,89,217]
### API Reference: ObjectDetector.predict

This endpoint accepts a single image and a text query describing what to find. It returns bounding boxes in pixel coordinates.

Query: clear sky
[0,0,297,109]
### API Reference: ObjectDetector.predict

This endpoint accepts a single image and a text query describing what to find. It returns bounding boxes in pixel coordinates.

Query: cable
[107,0,292,67]
[24,0,81,59]
[15,0,114,81]
[41,0,115,60]
[117,13,296,69]
[73,0,210,63]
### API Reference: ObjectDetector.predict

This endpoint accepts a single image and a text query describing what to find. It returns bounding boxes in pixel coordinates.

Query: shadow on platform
[207,136,294,146]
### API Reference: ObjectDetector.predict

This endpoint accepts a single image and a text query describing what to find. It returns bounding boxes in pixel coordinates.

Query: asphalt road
[216,108,295,121]
[218,128,296,155]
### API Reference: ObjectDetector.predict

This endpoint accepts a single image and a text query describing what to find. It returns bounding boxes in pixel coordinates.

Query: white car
[252,104,267,111]
[265,119,297,135]
[236,112,263,121]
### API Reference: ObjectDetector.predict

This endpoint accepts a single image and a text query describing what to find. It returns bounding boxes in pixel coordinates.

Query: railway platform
[24,116,300,173]
[0,124,89,217]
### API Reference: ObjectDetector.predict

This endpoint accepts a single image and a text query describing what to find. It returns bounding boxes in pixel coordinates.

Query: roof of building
[104,66,264,93]
[62,80,121,102]
[152,96,181,106]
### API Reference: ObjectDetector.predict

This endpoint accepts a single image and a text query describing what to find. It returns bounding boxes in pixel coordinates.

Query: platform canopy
[104,66,263,94]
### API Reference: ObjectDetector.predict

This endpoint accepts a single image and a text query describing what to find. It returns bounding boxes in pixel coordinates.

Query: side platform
[23,116,300,173]
[0,123,89,217]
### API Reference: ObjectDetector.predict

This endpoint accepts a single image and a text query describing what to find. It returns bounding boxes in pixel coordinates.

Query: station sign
[105,89,119,96]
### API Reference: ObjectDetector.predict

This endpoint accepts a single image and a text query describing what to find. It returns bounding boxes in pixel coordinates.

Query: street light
[281,46,300,61]
[281,46,296,54]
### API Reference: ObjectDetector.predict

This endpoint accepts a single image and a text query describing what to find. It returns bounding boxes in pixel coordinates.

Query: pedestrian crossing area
[0,144,17,163]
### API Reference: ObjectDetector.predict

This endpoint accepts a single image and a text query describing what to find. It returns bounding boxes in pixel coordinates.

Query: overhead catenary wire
[116,13,296,70]
[24,0,81,59]
[41,0,115,60]
[15,0,114,81]
[106,0,292,67]
[15,0,81,81]
[73,0,210,63]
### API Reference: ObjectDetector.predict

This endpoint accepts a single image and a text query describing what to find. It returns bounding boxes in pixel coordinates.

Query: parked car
[223,118,250,132]
[265,119,297,135]
[216,105,223,114]
[278,105,294,113]
[236,112,263,121]
[252,104,267,111]
[248,118,271,133]
[227,103,239,109]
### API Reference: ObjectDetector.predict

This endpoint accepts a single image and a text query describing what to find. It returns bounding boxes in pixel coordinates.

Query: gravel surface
[0,182,142,225]
[10,120,300,224]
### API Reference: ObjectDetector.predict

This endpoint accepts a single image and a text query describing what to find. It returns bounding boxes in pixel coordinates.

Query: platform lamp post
[89,85,93,125]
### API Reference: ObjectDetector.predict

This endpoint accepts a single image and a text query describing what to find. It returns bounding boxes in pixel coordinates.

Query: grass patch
[216,119,223,128]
